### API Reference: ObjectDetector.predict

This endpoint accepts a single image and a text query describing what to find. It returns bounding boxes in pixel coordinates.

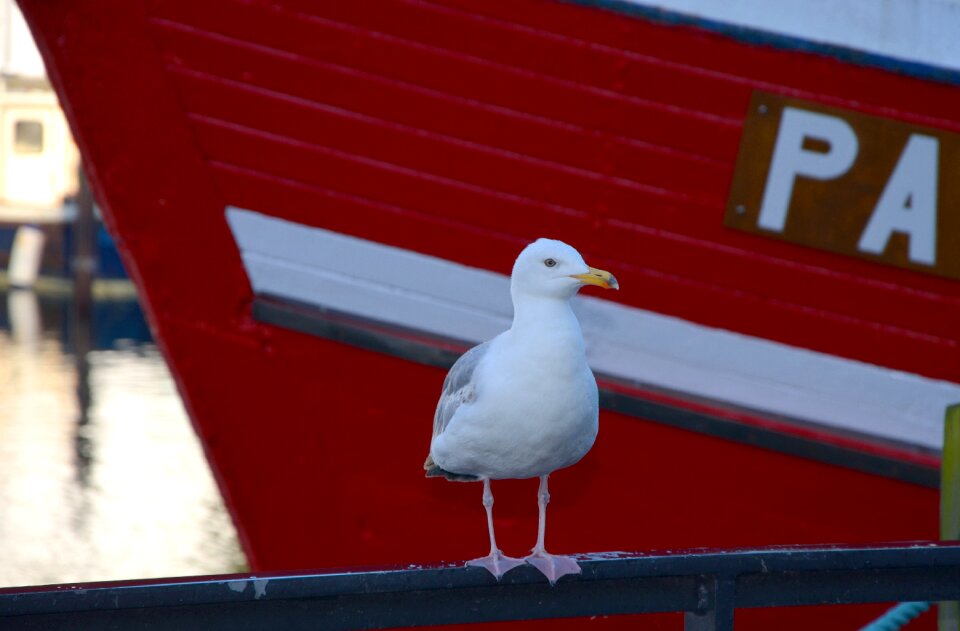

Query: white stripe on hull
[629,0,960,73]
[228,207,960,451]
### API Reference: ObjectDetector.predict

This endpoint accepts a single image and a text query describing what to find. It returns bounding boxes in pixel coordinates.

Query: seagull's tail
[424,457,479,482]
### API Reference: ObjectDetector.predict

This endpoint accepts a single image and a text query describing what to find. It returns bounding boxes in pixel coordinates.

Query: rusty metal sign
[725,91,960,280]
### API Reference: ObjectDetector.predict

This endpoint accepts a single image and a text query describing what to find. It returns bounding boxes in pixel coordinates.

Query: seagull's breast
[434,326,599,479]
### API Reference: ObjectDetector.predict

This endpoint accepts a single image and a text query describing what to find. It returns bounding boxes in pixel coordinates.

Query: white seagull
[424,238,618,584]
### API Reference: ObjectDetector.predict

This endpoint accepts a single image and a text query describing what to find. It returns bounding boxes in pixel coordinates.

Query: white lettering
[758,107,859,232]
[858,134,939,266]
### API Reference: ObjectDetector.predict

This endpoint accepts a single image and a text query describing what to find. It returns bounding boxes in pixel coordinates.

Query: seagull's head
[511,238,619,300]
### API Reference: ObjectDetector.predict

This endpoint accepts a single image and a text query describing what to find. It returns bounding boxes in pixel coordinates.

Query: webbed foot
[466,550,525,580]
[524,551,581,585]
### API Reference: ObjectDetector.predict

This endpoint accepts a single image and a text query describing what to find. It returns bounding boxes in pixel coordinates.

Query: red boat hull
[20,0,956,628]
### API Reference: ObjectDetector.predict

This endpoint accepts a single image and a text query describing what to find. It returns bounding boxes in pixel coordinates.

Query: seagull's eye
[544,258,557,268]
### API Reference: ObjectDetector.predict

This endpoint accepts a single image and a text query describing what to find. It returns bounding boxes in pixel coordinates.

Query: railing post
[940,404,960,631]
[684,575,735,631]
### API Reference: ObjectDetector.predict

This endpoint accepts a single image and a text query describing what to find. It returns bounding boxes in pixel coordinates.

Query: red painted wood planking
[152,21,732,199]
[146,0,743,158]
[145,0,960,382]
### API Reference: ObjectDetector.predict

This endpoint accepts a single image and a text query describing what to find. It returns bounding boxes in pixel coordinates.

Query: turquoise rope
[859,602,931,631]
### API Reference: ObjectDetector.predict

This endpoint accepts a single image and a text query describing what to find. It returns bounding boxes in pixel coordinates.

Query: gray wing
[431,340,491,441]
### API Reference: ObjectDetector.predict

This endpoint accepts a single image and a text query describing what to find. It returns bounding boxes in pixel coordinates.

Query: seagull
[424,238,618,584]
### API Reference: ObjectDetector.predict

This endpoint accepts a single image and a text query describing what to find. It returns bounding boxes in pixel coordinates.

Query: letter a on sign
[858,134,939,266]
[758,108,859,232]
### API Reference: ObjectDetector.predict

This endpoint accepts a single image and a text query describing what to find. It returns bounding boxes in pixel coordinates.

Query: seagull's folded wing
[425,340,490,469]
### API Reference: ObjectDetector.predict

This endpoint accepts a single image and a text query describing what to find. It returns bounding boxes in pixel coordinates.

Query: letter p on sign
[758,108,858,233]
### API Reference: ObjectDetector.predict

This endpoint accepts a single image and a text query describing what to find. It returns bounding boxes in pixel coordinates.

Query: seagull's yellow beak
[571,267,619,290]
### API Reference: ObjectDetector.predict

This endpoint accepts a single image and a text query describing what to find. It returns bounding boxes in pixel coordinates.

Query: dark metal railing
[2,542,959,630]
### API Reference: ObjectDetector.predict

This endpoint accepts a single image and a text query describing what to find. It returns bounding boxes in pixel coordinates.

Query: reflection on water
[0,289,247,588]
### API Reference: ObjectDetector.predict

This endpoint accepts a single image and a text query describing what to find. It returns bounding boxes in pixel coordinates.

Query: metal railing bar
[2,543,959,631]
[738,566,960,607]
[684,575,736,631]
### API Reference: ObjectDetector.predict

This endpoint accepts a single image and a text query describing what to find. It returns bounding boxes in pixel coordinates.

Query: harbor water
[0,288,246,588]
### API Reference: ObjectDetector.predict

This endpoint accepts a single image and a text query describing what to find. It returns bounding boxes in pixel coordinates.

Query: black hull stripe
[253,294,938,488]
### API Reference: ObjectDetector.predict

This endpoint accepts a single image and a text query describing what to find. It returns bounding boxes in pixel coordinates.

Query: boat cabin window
[14,120,44,154]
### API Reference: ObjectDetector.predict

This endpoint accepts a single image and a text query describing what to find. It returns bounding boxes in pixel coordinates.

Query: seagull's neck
[509,293,581,339]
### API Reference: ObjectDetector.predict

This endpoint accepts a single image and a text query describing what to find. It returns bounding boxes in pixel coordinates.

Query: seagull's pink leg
[525,474,581,585]
[465,478,524,579]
